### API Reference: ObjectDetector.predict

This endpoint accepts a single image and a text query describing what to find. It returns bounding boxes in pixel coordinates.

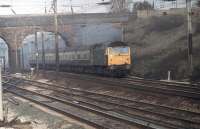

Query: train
[29,41,131,77]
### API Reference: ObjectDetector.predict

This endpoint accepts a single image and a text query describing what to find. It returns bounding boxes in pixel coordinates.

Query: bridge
[0,13,130,72]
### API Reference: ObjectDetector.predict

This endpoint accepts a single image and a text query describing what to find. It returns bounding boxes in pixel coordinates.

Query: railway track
[38,71,200,99]
[2,76,200,129]
[125,76,200,88]
[3,80,149,129]
[121,76,200,95]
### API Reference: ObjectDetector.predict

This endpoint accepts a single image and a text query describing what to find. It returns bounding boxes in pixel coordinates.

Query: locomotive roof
[92,41,128,48]
[38,41,128,53]
[107,41,128,47]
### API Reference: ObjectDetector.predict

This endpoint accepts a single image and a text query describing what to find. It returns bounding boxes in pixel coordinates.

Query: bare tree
[111,0,126,13]
[134,1,154,10]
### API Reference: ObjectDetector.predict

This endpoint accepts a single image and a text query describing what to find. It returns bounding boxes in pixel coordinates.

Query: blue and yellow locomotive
[30,41,131,76]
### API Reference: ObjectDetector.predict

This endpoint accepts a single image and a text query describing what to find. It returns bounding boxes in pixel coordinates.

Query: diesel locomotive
[30,41,131,76]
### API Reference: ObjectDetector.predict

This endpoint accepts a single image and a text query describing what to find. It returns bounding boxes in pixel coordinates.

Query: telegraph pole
[186,0,193,73]
[53,0,59,73]
[35,31,39,72]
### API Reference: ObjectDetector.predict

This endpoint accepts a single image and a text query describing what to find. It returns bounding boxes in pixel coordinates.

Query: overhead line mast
[186,0,193,73]
[53,0,59,73]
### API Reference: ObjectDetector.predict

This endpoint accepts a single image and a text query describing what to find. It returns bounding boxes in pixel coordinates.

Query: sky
[0,0,111,15]
[0,0,195,15]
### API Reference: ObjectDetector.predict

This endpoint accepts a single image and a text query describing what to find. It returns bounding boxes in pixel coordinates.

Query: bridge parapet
[0,13,130,27]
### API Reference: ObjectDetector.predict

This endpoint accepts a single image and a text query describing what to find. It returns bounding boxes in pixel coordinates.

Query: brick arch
[21,31,70,48]
[0,26,73,72]
[18,26,72,48]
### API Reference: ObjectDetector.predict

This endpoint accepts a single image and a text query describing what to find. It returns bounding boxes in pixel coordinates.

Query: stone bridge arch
[0,25,73,72]
[0,13,129,72]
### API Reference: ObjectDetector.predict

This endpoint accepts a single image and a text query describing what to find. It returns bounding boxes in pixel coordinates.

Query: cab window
[109,47,129,55]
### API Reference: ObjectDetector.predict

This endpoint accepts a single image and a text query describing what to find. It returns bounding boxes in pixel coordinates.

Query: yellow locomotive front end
[106,46,131,70]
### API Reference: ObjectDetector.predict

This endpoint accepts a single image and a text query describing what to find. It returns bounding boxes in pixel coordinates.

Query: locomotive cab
[106,42,131,70]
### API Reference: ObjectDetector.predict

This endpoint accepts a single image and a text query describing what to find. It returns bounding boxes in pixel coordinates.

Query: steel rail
[126,76,200,87]
[19,82,200,129]
[123,77,200,91]
[8,76,200,117]
[5,88,110,129]
[4,77,200,128]
[4,82,155,129]
[4,76,200,115]
[3,82,190,129]
[48,72,200,99]
[3,74,200,99]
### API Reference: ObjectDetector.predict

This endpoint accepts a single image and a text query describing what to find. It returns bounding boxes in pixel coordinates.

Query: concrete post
[0,65,3,121]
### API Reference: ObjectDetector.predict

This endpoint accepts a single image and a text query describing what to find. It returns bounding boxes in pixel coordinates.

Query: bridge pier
[5,33,24,73]
[9,49,19,73]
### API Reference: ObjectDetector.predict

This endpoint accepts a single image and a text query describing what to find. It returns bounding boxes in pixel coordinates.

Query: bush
[134,1,154,10]
[146,15,184,32]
